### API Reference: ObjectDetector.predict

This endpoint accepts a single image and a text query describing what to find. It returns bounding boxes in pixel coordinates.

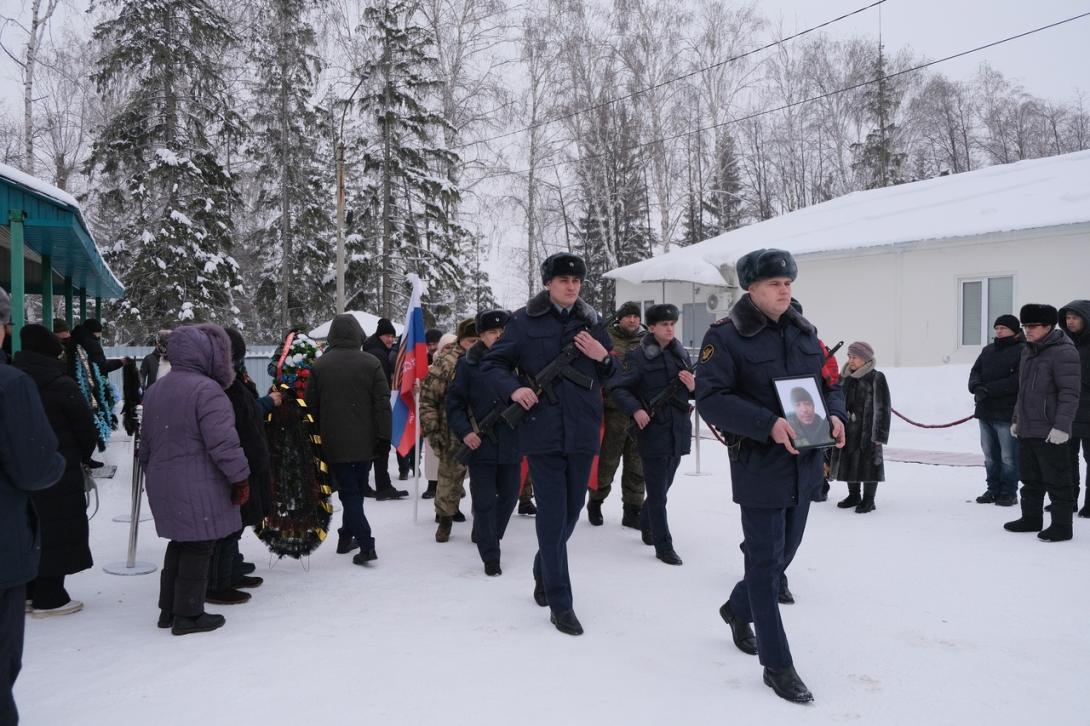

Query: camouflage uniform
[420,345,467,517]
[594,324,646,506]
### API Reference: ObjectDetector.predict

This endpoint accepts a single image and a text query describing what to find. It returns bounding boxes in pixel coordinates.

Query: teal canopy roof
[1,162,124,299]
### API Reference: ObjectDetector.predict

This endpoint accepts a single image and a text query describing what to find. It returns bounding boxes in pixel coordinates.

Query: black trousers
[25,575,70,610]
[639,456,681,553]
[1070,437,1090,507]
[208,530,244,593]
[1020,438,1074,516]
[468,461,520,564]
[1,585,24,725]
[371,450,392,490]
[728,500,812,668]
[159,540,216,618]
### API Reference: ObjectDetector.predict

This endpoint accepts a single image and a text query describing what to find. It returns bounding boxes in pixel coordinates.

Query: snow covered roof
[606,150,1090,286]
[308,311,404,340]
[0,161,81,209]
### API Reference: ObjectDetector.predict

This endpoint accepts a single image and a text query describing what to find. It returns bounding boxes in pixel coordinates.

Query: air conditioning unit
[706,291,732,314]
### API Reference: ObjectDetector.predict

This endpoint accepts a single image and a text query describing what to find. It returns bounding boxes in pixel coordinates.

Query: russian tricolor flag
[391,274,429,457]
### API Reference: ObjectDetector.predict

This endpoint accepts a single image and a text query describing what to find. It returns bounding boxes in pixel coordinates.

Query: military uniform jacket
[446,341,519,465]
[604,324,644,411]
[609,336,693,458]
[481,291,613,456]
[695,294,847,508]
[420,344,465,457]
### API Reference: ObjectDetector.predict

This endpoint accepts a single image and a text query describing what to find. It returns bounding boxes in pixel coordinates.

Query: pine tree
[245,0,334,339]
[354,0,464,320]
[851,44,907,190]
[87,0,245,341]
[704,130,743,236]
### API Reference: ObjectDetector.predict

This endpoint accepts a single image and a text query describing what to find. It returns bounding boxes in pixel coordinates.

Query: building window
[960,275,1014,346]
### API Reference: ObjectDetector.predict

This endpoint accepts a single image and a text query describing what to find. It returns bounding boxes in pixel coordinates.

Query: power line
[455,0,888,150]
[480,10,1090,182]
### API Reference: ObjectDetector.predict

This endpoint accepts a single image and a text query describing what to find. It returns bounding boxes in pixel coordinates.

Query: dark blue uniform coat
[447,341,519,465]
[695,296,846,508]
[609,335,693,458]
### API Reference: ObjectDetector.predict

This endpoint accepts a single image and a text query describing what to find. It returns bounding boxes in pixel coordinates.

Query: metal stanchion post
[685,410,712,477]
[105,406,157,575]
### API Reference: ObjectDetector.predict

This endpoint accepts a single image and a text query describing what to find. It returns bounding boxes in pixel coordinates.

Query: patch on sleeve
[699,345,715,364]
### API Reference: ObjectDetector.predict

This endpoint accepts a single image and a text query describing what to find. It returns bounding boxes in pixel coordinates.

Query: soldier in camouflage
[420,318,478,542]
[588,301,646,528]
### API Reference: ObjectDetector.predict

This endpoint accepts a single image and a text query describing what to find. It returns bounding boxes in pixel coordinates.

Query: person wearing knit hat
[830,342,891,514]
[969,318,1026,506]
[52,319,71,340]
[20,324,63,359]
[425,328,444,360]
[361,318,408,500]
[1004,302,1081,541]
[420,319,479,536]
[591,301,647,529]
[1058,300,1090,517]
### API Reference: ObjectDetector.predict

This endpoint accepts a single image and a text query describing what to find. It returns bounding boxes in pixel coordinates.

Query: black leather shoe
[172,612,226,636]
[656,549,683,565]
[533,577,547,607]
[763,665,814,704]
[376,486,408,500]
[363,486,378,498]
[484,561,502,576]
[621,504,641,529]
[353,549,378,565]
[641,527,653,546]
[452,509,466,522]
[336,535,359,554]
[587,500,603,526]
[518,501,537,516]
[778,584,795,605]
[976,491,997,504]
[719,601,757,655]
[550,609,584,636]
[236,575,263,589]
[995,495,1018,507]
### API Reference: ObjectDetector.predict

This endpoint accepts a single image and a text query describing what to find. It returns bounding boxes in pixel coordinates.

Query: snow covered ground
[17,366,1090,725]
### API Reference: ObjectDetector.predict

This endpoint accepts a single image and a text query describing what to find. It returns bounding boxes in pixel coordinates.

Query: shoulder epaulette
[710,316,733,328]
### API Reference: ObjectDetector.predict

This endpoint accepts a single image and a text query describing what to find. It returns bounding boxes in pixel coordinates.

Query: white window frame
[957,274,1016,348]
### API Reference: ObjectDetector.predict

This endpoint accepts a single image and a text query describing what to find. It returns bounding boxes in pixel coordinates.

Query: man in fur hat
[695,248,846,704]
[481,252,614,636]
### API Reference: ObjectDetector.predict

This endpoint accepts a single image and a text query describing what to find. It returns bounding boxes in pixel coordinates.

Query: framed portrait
[772,375,835,450]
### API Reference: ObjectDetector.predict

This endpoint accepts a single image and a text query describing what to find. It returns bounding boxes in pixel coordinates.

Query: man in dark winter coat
[140,329,172,390]
[362,317,408,498]
[1059,300,1090,517]
[1004,304,1082,542]
[73,319,127,374]
[13,325,98,618]
[968,315,1025,506]
[590,300,646,528]
[695,248,846,705]
[447,310,520,575]
[0,288,66,723]
[609,303,693,566]
[306,314,392,564]
[481,252,614,637]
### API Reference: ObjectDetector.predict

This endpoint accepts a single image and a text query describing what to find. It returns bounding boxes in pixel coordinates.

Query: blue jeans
[979,419,1019,497]
[331,462,376,551]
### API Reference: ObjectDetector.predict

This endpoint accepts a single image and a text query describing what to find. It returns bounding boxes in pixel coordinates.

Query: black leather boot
[837,483,861,509]
[587,500,603,526]
[718,601,757,655]
[763,665,814,704]
[621,503,642,529]
[550,609,584,636]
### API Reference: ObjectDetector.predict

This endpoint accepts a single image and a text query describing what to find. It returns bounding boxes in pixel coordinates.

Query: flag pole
[413,388,421,524]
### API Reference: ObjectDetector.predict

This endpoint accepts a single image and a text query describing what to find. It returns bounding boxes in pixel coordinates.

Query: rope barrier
[891,409,974,429]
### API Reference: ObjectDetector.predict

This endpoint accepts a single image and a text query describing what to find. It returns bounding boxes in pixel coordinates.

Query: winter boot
[336,533,359,554]
[814,481,830,503]
[1079,504,1090,519]
[518,500,537,516]
[641,524,654,546]
[484,561,502,577]
[587,500,604,526]
[855,482,877,513]
[1038,507,1074,542]
[621,503,642,529]
[453,509,467,523]
[837,483,862,509]
[995,494,1018,507]
[171,612,226,636]
[422,480,437,499]
[235,575,263,589]
[533,577,547,607]
[362,484,377,498]
[435,516,453,543]
[1004,498,1043,533]
[240,562,257,575]
[353,549,378,565]
[157,610,173,629]
[976,491,997,504]
[206,588,251,605]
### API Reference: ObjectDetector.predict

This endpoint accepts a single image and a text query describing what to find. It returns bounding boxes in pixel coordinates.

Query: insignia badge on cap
[700,345,715,363]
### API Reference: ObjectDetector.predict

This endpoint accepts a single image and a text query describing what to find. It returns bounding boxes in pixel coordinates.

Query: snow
[607,150,1090,285]
[169,210,194,227]
[0,161,81,210]
[308,310,405,340]
[16,365,1090,725]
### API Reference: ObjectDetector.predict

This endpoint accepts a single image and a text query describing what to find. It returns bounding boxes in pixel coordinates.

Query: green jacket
[605,323,645,410]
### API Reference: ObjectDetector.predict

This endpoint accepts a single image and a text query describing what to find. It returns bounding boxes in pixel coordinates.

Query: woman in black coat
[13,324,98,617]
[830,341,892,513]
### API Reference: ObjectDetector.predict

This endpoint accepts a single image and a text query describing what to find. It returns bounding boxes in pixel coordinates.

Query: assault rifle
[498,309,621,430]
[452,405,506,465]
[625,361,695,435]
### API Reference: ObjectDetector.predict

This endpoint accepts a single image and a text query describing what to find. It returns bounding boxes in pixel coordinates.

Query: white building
[605,150,1090,366]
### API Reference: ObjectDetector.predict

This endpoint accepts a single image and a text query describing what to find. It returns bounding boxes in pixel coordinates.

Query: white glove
[1010,423,1018,438]
[1046,428,1070,445]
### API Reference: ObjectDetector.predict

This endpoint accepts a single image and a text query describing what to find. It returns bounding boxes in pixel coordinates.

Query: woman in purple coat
[140,324,251,636]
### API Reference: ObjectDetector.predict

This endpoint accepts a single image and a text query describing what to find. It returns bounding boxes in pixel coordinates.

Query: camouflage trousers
[592,408,645,506]
[434,451,467,517]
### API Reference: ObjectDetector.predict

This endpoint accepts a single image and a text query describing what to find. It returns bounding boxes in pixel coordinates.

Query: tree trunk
[278,0,292,330]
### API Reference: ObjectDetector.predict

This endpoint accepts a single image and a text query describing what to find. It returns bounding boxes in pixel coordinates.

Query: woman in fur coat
[830,341,892,513]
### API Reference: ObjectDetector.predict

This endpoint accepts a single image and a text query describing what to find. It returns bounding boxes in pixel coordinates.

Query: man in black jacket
[1059,300,1090,517]
[362,318,407,499]
[0,288,67,723]
[139,329,172,390]
[306,315,393,564]
[968,315,1025,506]
[1004,304,1082,542]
